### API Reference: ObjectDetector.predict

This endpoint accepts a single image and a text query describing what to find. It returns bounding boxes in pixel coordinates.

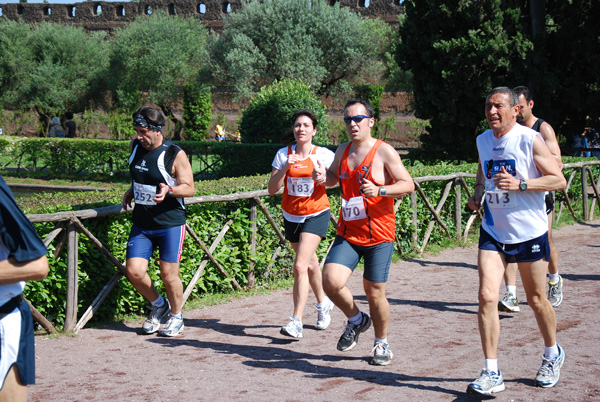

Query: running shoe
[158,314,184,337]
[316,298,334,330]
[280,317,303,338]
[467,369,505,395]
[548,275,563,307]
[337,312,371,352]
[535,344,566,388]
[142,300,170,334]
[369,341,393,366]
[498,291,520,312]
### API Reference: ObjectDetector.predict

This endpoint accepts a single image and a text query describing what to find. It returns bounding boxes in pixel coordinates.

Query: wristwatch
[519,179,527,192]
[379,187,387,196]
[167,186,174,197]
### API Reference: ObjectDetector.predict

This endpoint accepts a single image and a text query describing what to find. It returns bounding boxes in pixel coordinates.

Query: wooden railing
[23,161,600,334]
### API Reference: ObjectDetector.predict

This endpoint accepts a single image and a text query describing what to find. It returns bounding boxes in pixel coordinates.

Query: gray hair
[486,87,519,107]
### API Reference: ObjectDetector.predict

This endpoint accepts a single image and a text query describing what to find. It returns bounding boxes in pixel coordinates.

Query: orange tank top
[336,140,395,246]
[281,145,330,217]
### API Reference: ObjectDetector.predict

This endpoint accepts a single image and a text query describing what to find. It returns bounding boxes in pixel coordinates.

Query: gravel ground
[30,220,600,402]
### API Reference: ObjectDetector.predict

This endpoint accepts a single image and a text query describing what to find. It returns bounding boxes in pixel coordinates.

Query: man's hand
[122,188,133,211]
[153,183,170,203]
[493,166,519,191]
[360,178,380,198]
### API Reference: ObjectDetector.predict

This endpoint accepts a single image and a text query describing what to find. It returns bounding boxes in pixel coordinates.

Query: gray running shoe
[337,312,371,352]
[467,369,505,395]
[369,342,393,366]
[498,291,520,312]
[280,317,303,338]
[158,314,184,337]
[535,344,566,388]
[316,298,334,330]
[548,275,563,307]
[142,301,170,334]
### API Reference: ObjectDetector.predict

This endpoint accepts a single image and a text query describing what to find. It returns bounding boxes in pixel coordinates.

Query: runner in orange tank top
[268,109,336,339]
[313,98,414,366]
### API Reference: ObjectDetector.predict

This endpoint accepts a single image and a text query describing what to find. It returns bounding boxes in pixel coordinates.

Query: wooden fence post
[411,191,418,249]
[454,178,462,240]
[582,166,589,221]
[64,221,78,332]
[248,198,257,288]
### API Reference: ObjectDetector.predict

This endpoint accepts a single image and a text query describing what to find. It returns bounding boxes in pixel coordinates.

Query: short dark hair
[486,87,519,108]
[65,111,74,120]
[344,98,374,118]
[291,109,318,129]
[512,86,534,103]
[133,106,166,127]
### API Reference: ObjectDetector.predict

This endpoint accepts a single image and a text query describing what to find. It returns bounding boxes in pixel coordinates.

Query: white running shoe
[316,298,334,330]
[142,301,170,334]
[280,317,303,338]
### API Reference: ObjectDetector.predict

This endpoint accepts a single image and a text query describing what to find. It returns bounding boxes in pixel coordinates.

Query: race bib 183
[287,177,314,197]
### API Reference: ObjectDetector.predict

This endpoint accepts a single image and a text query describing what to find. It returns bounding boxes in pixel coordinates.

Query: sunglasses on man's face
[343,115,370,124]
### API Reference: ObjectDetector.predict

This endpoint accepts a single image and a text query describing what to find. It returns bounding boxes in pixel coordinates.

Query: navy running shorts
[478,228,550,263]
[126,224,186,263]
[284,210,330,243]
[324,236,394,283]
[0,297,35,389]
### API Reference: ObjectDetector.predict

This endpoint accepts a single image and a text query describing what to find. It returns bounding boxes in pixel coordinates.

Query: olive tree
[0,20,109,132]
[210,0,388,99]
[107,11,210,139]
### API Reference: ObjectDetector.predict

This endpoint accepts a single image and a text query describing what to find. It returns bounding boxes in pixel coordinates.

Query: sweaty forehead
[486,93,510,106]
[345,103,368,116]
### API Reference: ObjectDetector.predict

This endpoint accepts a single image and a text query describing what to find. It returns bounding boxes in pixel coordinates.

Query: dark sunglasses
[343,115,370,124]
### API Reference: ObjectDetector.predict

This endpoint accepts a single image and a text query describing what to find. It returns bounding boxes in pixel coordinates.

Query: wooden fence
[23,161,600,334]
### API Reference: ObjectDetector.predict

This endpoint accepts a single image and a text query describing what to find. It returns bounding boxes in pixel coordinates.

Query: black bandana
[133,113,162,132]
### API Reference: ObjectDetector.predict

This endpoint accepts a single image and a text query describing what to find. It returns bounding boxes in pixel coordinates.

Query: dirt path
[30,221,600,402]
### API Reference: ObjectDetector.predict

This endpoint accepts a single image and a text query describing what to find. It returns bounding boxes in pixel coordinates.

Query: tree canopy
[107,11,210,114]
[210,0,390,99]
[397,0,532,161]
[0,20,108,119]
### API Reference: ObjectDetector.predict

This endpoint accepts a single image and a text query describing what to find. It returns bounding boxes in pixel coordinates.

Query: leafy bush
[183,83,213,141]
[238,79,330,145]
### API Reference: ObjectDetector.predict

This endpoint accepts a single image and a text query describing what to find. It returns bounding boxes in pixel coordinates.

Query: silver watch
[519,179,527,192]
[379,187,387,196]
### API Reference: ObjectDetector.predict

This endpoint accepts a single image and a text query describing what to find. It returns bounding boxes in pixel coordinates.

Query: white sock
[548,273,560,284]
[348,311,363,325]
[316,296,331,308]
[506,285,517,296]
[170,312,183,319]
[485,359,498,373]
[151,295,165,308]
[375,337,388,345]
[545,344,559,358]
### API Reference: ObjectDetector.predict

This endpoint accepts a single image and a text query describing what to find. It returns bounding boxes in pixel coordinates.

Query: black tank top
[128,139,186,229]
[532,118,544,133]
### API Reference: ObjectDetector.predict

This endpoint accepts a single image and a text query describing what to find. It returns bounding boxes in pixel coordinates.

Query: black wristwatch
[519,179,527,192]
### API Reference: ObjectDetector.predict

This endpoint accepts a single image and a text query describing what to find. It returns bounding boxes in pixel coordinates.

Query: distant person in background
[64,112,76,138]
[214,125,226,142]
[48,117,64,138]
[0,174,49,402]
[584,116,600,159]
